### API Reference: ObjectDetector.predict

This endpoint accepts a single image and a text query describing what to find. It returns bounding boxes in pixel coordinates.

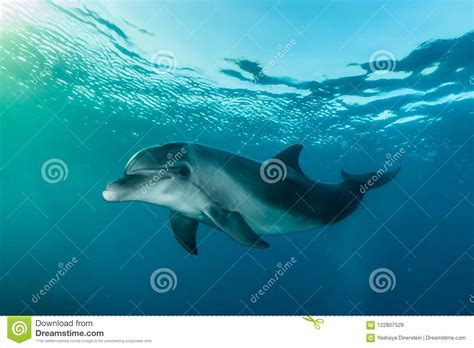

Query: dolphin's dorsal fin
[170,211,199,255]
[202,204,270,249]
[273,144,304,174]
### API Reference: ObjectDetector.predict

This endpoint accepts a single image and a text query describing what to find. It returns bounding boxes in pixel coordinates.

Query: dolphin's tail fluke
[341,166,401,193]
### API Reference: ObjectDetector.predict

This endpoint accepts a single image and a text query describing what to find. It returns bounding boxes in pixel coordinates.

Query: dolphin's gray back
[191,144,351,228]
[190,143,399,234]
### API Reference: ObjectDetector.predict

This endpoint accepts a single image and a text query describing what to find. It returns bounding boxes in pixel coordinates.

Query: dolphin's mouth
[102,189,118,202]
[102,181,126,202]
[102,175,143,202]
[102,172,172,202]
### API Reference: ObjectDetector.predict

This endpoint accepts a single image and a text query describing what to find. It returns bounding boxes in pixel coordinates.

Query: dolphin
[103,142,400,255]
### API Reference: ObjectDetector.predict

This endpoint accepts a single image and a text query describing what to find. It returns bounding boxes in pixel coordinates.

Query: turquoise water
[0,1,473,315]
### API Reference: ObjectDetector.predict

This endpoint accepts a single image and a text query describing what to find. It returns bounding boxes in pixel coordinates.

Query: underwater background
[0,0,473,315]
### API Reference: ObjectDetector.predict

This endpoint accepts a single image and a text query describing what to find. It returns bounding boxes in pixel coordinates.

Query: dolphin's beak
[102,180,122,202]
[102,190,117,202]
[102,175,142,202]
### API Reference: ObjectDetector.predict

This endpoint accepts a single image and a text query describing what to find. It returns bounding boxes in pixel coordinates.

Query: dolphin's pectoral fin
[273,144,305,175]
[202,204,270,249]
[170,211,199,255]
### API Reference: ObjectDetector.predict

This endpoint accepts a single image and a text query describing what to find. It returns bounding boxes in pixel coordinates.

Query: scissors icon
[303,315,324,330]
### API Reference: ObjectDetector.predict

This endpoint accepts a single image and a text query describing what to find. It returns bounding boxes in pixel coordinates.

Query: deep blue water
[0,1,473,315]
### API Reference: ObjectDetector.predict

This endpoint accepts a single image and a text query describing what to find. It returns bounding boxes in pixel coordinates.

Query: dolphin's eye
[179,167,190,177]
